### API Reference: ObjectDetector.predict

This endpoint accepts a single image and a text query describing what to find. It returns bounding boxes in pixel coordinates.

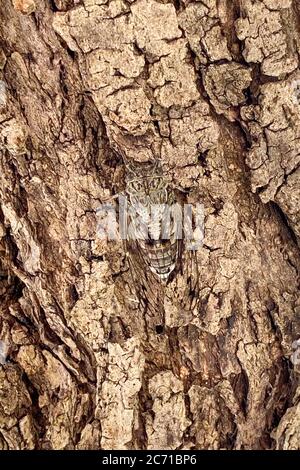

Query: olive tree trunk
[0,0,300,450]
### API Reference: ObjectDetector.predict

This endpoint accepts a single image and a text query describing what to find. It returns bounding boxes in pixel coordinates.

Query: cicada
[124,160,180,281]
[122,158,202,327]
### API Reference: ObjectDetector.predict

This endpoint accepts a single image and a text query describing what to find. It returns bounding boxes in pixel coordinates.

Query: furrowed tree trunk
[0,0,300,450]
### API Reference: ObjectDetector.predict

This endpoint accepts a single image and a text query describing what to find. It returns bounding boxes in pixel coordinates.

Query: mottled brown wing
[125,237,166,330]
[180,243,200,312]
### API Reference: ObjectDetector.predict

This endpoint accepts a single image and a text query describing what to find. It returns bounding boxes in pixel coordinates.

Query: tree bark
[0,0,300,450]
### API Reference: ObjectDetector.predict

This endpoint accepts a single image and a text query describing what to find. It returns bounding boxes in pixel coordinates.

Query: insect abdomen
[139,239,178,281]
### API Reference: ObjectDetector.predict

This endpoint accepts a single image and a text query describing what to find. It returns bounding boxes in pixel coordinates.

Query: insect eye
[128,180,141,193]
[135,181,143,191]
[150,178,161,190]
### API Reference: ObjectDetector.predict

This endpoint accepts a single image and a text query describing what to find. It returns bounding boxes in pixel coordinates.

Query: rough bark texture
[0,0,300,450]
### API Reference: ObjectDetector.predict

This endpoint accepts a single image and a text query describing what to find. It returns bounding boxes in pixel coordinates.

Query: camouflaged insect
[124,160,181,282]
[120,156,200,327]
